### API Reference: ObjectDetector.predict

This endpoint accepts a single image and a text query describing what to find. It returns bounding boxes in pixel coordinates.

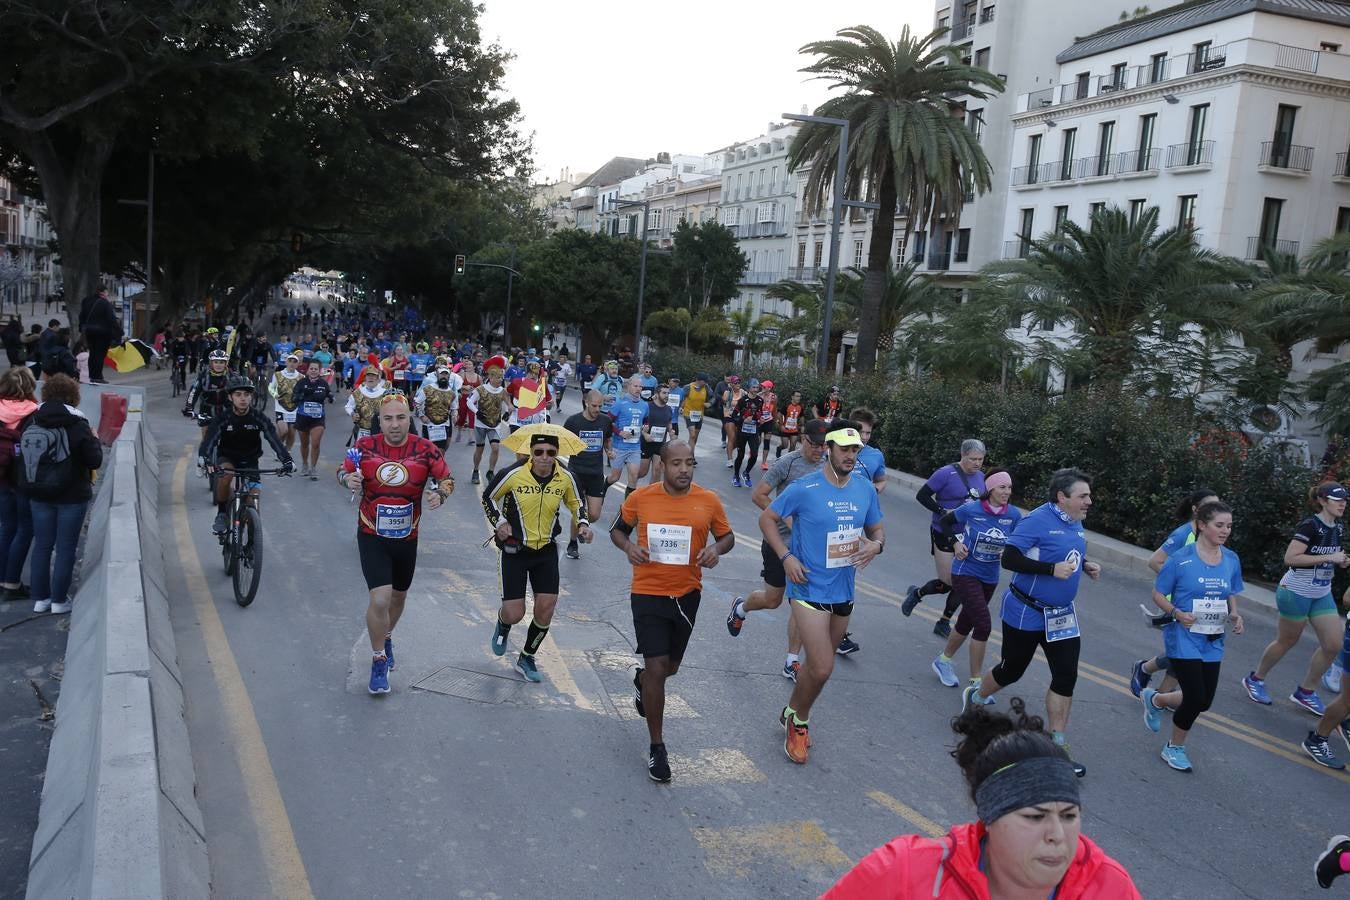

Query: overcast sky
[477,0,934,183]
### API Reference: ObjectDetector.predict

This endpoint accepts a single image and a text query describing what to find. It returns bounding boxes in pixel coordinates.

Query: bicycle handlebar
[223,467,293,477]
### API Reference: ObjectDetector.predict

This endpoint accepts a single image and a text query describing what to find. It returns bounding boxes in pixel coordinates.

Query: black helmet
[226,376,255,394]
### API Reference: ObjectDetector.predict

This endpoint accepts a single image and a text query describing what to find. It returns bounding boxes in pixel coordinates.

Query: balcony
[788,266,826,282]
[1258,141,1314,174]
[1246,237,1300,261]
[1335,152,1350,182]
[1165,140,1215,170]
[742,270,784,286]
[1024,88,1055,110]
[1096,74,1129,96]
[1011,164,1043,188]
[979,6,995,23]
[570,186,596,210]
[951,19,973,41]
[1116,147,1160,177]
[1074,154,1116,180]
[1002,239,1031,260]
[1058,82,1091,104]
[926,251,951,271]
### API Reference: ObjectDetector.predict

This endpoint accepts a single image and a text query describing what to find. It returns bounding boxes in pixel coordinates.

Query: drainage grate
[411,666,524,704]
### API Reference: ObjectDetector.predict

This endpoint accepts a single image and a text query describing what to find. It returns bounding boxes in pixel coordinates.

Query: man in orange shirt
[610,440,734,783]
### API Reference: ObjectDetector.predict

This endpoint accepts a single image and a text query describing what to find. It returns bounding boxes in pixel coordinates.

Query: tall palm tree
[727,306,770,368]
[789,25,1004,373]
[876,260,946,354]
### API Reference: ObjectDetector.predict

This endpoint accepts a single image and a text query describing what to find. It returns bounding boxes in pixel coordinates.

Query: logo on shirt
[376,461,409,486]
[825,500,861,513]
[1064,549,1082,571]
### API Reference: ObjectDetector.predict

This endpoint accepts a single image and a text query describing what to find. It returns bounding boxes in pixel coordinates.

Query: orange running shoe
[780,706,813,747]
[784,714,810,764]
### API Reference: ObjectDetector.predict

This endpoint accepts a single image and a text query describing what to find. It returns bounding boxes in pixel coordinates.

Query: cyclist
[482,428,592,683]
[414,365,459,449]
[199,376,294,534]
[562,390,615,559]
[759,423,883,764]
[268,353,304,451]
[1243,482,1350,715]
[611,440,733,782]
[468,355,511,485]
[680,373,710,457]
[198,326,223,364]
[338,393,454,695]
[246,331,275,386]
[904,439,987,638]
[345,366,389,443]
[183,350,234,439]
[292,359,334,479]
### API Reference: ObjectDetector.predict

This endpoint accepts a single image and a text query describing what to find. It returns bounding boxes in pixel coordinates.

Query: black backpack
[17,419,75,500]
[0,420,21,481]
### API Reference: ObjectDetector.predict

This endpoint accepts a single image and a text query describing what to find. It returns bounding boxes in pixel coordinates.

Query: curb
[885,468,1279,614]
[26,390,209,899]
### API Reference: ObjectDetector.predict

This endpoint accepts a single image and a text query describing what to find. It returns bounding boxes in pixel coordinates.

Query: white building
[0,175,59,312]
[596,153,723,237]
[718,123,799,322]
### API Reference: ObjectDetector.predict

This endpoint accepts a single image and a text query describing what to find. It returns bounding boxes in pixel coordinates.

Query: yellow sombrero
[502,423,589,457]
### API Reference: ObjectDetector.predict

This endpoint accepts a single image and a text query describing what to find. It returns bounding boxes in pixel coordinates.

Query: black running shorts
[574,470,608,500]
[760,541,786,589]
[631,591,701,661]
[930,528,958,555]
[500,544,560,600]
[357,530,418,592]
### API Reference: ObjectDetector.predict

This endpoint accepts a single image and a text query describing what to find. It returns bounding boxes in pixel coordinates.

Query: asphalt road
[143,354,1344,899]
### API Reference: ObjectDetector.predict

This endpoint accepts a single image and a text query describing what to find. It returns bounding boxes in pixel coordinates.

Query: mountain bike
[214,466,291,606]
[170,355,188,397]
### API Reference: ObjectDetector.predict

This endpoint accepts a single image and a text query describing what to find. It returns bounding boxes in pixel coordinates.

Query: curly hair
[950,697,1068,806]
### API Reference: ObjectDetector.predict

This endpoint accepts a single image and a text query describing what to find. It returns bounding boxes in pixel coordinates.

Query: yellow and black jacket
[482,460,587,550]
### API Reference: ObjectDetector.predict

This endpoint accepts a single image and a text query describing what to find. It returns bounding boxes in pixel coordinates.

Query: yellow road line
[730,530,1350,784]
[171,451,316,899]
[865,790,947,838]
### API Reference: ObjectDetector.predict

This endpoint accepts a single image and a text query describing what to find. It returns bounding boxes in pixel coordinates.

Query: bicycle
[211,466,291,606]
[171,356,188,397]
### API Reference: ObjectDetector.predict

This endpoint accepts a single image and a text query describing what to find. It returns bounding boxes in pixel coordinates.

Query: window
[813,240,824,267]
[1321,42,1341,53]
[955,229,971,262]
[1060,128,1077,180]
[1026,134,1042,183]
[852,240,864,267]
[1054,205,1070,232]
[1110,62,1128,89]
[1178,195,1197,230]
[1136,113,1156,169]
[1192,40,1218,72]
[770,166,779,194]
[912,231,928,261]
[1095,121,1115,175]
[1338,207,1350,233]
[736,173,743,198]
[1186,104,1209,164]
[650,208,663,230]
[975,47,990,69]
[1089,201,1106,219]
[1271,104,1298,166]
[1259,197,1284,247]
[797,242,807,267]
[1074,72,1090,100]
[1149,52,1168,83]
[967,108,984,141]
[1017,208,1034,257]
[1128,199,1146,226]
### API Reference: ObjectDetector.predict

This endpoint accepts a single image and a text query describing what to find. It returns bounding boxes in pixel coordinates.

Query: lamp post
[612,197,651,361]
[115,149,155,339]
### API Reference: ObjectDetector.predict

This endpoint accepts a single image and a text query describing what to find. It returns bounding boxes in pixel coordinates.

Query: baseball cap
[747,378,760,388]
[1317,482,1349,500]
[826,426,864,447]
[761,380,774,389]
[802,419,830,445]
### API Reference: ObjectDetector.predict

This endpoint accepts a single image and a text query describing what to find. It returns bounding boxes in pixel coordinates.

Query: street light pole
[144,149,154,340]
[504,244,516,350]
[614,198,650,361]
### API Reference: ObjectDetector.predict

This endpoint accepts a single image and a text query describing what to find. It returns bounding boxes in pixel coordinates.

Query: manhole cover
[411,666,523,704]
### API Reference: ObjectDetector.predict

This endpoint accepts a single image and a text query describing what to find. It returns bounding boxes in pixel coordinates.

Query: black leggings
[735,432,761,478]
[952,575,996,641]
[1169,657,1221,731]
[991,622,1080,697]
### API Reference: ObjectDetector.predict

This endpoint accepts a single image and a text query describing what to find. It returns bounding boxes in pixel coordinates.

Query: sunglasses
[532,448,558,458]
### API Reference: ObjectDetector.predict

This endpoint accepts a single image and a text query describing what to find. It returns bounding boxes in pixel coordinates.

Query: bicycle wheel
[222,526,235,575]
[232,507,263,607]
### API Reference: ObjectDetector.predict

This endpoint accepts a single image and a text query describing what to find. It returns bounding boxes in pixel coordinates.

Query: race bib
[415,364,427,374]
[688,411,703,423]
[1045,606,1080,642]
[321,368,332,378]
[1188,596,1227,635]
[579,429,604,452]
[666,395,680,410]
[825,527,863,569]
[648,523,692,565]
[393,370,406,380]
[649,426,667,443]
[741,421,758,435]
[280,408,297,423]
[375,502,414,539]
[784,415,797,430]
[426,423,448,441]
[301,401,323,417]
[358,428,371,439]
[581,380,593,391]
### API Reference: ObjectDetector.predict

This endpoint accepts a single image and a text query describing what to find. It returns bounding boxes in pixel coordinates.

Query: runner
[759,423,884,764]
[848,408,888,494]
[777,390,804,458]
[961,468,1101,778]
[506,359,551,433]
[482,425,592,683]
[576,354,598,397]
[337,393,454,695]
[1242,482,1350,715]
[606,375,648,497]
[640,382,675,484]
[292,359,334,479]
[726,419,829,681]
[680,373,710,457]
[610,440,734,782]
[812,384,842,424]
[1140,501,1245,773]
[663,375,684,439]
[387,344,411,394]
[824,700,1141,898]
[406,341,434,398]
[562,390,614,559]
[931,470,1022,699]
[468,355,511,485]
[756,380,777,471]
[199,377,294,535]
[731,379,764,488]
[591,359,624,414]
[1129,487,1220,697]
[183,350,234,440]
[903,439,987,638]
[1315,835,1350,888]
[1302,609,1350,768]
[455,358,480,441]
[549,352,573,411]
[345,366,388,443]
[721,375,744,469]
[414,365,459,450]
[267,353,303,452]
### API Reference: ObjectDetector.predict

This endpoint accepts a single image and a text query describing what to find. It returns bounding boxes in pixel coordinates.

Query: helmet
[206,327,220,335]
[209,350,229,362]
[226,376,255,394]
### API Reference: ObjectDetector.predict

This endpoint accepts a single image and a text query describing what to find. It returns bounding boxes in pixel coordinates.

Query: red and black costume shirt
[343,434,450,539]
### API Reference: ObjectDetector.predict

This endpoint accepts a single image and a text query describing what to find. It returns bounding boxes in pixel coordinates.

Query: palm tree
[876,260,946,354]
[767,269,863,367]
[727,306,771,368]
[979,205,1245,387]
[789,25,1004,373]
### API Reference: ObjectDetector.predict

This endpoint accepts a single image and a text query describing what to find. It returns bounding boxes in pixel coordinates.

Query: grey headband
[974,756,1081,824]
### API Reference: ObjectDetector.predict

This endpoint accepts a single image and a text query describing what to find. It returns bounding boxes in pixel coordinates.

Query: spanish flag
[513,377,549,419]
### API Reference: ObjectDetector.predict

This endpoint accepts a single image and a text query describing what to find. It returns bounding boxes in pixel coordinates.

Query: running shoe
[781,660,800,682]
[1159,742,1192,773]
[515,654,542,683]
[931,656,959,688]
[633,668,645,718]
[490,619,508,657]
[932,618,952,639]
[309,470,319,482]
[1141,688,1162,733]
[731,476,741,488]
[836,634,860,655]
[726,595,745,637]
[1323,662,1343,695]
[1055,739,1087,777]
[1302,733,1346,770]
[485,469,495,483]
[901,585,921,617]
[961,683,980,714]
[784,717,810,764]
[368,655,390,695]
[648,743,671,783]
[1129,659,1151,698]
[212,512,228,534]
[384,637,395,672]
[50,601,71,614]
[779,706,813,747]
[1292,687,1327,716]
[565,541,580,560]
[761,460,768,471]
[1316,835,1350,888]
[470,470,480,485]
[1338,719,1350,755]
[1242,672,1273,705]
[968,679,996,706]
[743,474,753,488]
[724,457,732,467]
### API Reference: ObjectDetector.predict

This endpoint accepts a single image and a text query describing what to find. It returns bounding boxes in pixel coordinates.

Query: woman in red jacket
[825,700,1140,899]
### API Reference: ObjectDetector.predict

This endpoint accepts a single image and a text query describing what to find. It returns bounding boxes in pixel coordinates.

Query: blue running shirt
[608,396,649,450]
[770,469,883,604]
[951,500,1024,584]
[1156,543,1244,662]
[1000,503,1088,631]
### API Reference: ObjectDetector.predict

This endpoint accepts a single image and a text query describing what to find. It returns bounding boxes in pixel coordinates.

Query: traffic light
[532,323,541,333]
[454,254,466,276]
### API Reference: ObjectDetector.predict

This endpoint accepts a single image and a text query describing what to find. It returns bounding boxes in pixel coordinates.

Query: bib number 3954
[647,523,692,565]
[375,502,413,539]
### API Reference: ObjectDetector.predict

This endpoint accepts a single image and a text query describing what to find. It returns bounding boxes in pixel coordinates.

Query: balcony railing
[1259,141,1314,172]
[1003,239,1031,260]
[979,6,995,23]
[788,266,826,282]
[1116,147,1161,175]
[742,270,784,286]
[1165,140,1215,168]
[1025,88,1054,109]
[1074,154,1116,179]
[1058,82,1091,103]
[951,20,973,41]
[1336,152,1350,178]
[1246,237,1300,260]
[1096,73,1128,95]
[1011,164,1042,187]
[927,251,951,271]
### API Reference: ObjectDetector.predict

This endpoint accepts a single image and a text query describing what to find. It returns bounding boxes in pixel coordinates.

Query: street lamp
[115,149,155,338]
[611,198,651,361]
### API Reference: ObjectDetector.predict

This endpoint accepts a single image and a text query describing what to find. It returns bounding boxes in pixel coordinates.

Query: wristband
[780,551,794,563]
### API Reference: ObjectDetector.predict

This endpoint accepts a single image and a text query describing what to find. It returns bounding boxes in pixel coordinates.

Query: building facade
[719,123,799,322]
[639,175,721,249]
[0,175,58,312]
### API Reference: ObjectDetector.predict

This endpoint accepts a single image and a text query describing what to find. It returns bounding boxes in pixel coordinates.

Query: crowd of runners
[177,298,1350,895]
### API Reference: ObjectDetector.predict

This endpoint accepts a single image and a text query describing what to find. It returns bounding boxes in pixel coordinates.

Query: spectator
[20,374,104,614]
[78,286,121,384]
[1,317,25,368]
[36,319,62,370]
[40,330,78,381]
[73,337,91,384]
[22,324,42,379]
[0,366,38,602]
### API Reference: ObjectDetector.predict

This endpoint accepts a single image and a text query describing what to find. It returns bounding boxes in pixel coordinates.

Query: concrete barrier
[886,467,1279,613]
[26,389,209,900]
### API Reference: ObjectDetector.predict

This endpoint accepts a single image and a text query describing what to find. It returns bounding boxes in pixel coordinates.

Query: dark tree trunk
[857,167,898,374]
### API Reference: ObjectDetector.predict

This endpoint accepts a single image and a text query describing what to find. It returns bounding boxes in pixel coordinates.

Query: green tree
[789,25,1004,373]
[644,306,730,353]
[766,270,862,368]
[727,306,776,368]
[669,220,748,312]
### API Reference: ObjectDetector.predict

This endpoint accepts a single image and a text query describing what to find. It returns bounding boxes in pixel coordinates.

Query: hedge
[649,348,1320,582]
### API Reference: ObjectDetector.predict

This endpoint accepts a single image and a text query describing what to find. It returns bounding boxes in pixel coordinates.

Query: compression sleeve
[916,484,942,514]
[939,510,960,537]
[1002,545,1057,576]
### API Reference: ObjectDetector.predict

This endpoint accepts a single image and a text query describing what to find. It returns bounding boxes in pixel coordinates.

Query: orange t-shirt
[618,483,731,597]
